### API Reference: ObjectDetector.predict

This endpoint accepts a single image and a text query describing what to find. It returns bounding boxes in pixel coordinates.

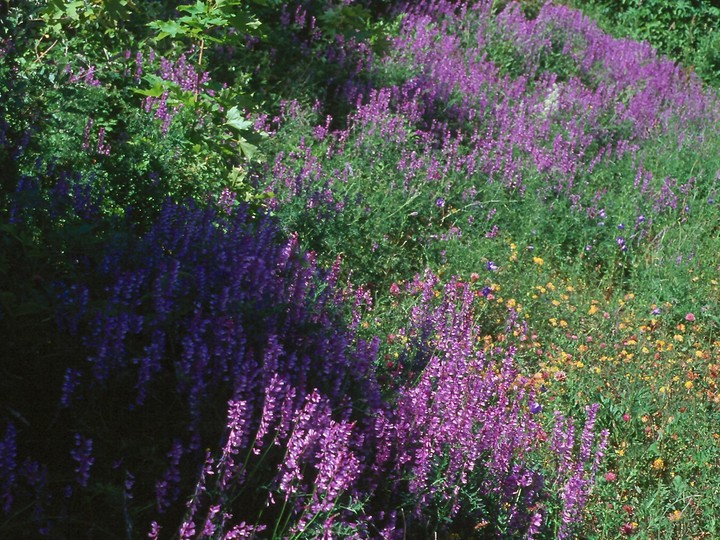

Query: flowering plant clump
[0,169,607,536]
[368,272,608,538]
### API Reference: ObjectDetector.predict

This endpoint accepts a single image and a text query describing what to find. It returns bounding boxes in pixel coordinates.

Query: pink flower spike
[685,312,696,322]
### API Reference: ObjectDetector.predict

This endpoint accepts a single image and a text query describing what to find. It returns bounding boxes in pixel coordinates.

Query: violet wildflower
[124,470,135,500]
[156,441,183,513]
[0,423,17,513]
[253,375,287,455]
[218,400,251,489]
[135,51,143,82]
[224,522,267,539]
[59,368,82,408]
[70,434,94,488]
[277,390,327,498]
[200,504,221,536]
[148,521,161,539]
[96,126,111,156]
[82,118,94,150]
[389,282,401,296]
[179,519,195,539]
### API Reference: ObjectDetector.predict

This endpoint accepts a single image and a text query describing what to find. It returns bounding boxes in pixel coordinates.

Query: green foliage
[147,0,262,65]
[1,0,280,227]
[40,0,133,33]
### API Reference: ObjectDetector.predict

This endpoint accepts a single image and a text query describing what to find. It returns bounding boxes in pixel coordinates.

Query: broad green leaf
[237,136,258,160]
[133,74,168,98]
[178,0,207,16]
[148,19,184,39]
[204,16,229,28]
[65,1,84,21]
[225,106,253,131]
[176,91,198,107]
[41,0,68,19]
[133,86,165,97]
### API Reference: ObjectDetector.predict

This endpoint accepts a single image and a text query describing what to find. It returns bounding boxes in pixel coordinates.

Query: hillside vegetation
[1,1,719,538]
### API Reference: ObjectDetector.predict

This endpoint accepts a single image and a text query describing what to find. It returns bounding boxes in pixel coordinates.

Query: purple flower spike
[70,434,94,488]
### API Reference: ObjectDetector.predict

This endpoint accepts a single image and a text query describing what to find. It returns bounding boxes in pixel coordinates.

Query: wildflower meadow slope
[1,0,720,538]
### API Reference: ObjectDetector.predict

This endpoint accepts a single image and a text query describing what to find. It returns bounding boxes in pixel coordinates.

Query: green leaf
[133,74,168,98]
[41,0,67,20]
[225,106,253,131]
[104,0,130,22]
[133,87,165,98]
[672,474,688,492]
[176,91,198,107]
[237,136,258,160]
[178,0,208,16]
[148,19,184,39]
[227,11,262,34]
[65,1,84,21]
